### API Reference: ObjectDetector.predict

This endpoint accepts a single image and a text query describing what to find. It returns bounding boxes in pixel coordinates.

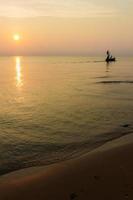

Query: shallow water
[0,56,133,175]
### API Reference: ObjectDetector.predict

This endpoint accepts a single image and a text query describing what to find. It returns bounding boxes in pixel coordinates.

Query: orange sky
[0,0,133,55]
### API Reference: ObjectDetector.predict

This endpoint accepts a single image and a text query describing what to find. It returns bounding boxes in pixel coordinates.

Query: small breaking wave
[97,80,133,84]
[0,125,132,176]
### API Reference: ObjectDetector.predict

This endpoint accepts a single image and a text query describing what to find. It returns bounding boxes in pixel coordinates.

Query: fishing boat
[106,57,116,62]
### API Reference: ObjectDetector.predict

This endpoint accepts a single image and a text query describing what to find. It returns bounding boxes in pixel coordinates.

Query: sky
[0,0,133,55]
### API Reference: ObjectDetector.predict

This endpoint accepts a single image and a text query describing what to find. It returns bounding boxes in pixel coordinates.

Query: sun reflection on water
[15,57,23,88]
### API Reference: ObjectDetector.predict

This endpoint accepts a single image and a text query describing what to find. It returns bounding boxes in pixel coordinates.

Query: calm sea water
[0,56,133,175]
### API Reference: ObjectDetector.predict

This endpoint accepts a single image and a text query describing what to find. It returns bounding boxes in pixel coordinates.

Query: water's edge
[1,127,132,176]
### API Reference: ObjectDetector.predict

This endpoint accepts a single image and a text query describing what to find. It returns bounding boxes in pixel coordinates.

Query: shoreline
[0,133,133,199]
[1,128,132,177]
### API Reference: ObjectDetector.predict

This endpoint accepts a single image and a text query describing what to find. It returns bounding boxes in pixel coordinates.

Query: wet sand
[0,133,133,200]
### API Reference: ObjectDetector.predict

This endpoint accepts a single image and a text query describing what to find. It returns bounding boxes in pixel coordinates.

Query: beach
[0,133,133,200]
[0,57,133,200]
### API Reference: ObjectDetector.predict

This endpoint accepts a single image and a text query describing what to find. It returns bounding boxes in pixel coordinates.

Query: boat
[106,57,116,62]
[105,50,116,62]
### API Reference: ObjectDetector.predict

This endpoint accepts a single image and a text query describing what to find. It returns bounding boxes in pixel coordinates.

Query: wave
[97,80,133,84]
[0,125,132,176]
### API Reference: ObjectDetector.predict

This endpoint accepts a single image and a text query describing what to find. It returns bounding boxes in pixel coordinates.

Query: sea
[0,56,133,175]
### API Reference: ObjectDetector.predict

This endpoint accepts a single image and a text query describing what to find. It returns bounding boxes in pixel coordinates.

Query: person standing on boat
[106,50,116,62]
[106,50,111,60]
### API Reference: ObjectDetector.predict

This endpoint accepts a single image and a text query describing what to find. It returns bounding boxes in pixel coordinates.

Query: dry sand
[0,133,133,200]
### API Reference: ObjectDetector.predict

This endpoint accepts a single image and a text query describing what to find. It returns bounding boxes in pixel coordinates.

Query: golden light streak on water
[15,57,23,88]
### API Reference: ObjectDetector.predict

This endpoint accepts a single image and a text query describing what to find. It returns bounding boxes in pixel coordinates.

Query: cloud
[0,0,132,18]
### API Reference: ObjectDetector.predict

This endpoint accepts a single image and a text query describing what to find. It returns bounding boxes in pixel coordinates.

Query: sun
[13,34,21,41]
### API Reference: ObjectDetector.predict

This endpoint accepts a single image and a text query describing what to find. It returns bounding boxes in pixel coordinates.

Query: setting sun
[13,34,21,41]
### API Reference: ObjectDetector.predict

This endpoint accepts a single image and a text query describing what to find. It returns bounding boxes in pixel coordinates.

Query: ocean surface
[0,56,133,175]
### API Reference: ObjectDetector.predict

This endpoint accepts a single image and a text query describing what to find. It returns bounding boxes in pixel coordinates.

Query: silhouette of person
[106,50,110,60]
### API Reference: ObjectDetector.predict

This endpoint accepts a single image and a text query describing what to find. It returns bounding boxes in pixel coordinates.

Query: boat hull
[106,58,116,62]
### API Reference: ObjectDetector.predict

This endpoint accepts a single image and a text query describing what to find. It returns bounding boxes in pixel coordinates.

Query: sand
[0,133,133,200]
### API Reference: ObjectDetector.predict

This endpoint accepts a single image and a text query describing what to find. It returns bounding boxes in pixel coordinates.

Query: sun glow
[13,34,21,41]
